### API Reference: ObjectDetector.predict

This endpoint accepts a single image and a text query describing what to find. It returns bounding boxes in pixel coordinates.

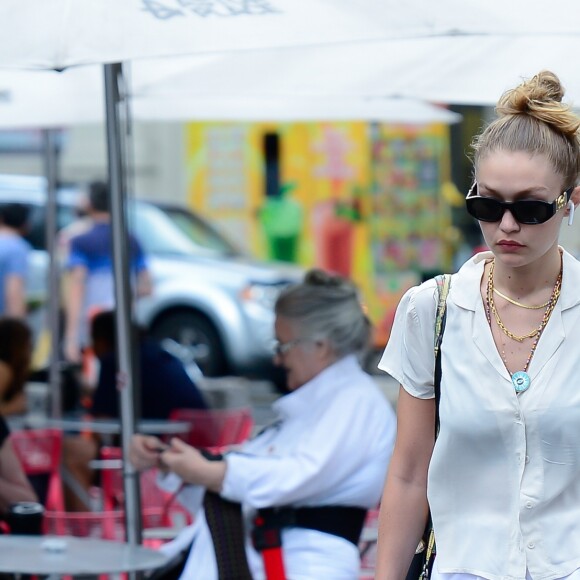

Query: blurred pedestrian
[63,180,152,364]
[131,268,396,579]
[0,203,31,318]
[90,309,208,419]
[376,70,580,579]
[63,309,208,511]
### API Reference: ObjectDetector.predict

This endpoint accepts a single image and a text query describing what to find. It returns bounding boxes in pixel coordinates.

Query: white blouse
[159,355,396,579]
[380,250,580,580]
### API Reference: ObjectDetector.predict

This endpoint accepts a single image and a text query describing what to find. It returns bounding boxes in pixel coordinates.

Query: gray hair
[275,269,372,359]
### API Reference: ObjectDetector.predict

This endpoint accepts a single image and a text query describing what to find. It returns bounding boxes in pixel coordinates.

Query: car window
[26,204,78,250]
[158,206,240,256]
[130,203,239,257]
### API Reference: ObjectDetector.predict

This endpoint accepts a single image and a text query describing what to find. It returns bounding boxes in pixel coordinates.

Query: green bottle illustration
[260,182,303,263]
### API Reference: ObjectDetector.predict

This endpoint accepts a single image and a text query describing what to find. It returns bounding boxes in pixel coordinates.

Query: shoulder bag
[405,273,451,580]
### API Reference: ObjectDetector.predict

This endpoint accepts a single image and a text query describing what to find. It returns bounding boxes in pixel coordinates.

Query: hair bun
[497,70,564,115]
[495,70,580,139]
[304,268,358,297]
[304,268,341,288]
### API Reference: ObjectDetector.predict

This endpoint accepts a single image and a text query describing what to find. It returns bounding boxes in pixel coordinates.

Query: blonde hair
[471,70,580,188]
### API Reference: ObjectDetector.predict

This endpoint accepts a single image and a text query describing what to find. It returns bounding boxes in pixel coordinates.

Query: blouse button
[525,455,530,464]
[525,501,533,509]
[527,542,535,549]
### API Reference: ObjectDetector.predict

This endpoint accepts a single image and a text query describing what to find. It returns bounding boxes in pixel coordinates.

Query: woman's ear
[315,338,334,362]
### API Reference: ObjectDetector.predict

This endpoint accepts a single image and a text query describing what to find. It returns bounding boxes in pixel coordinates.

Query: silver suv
[0,174,303,378]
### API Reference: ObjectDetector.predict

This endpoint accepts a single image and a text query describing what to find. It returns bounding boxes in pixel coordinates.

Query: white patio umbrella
[132,36,580,107]
[132,94,461,123]
[3,0,580,71]
[0,64,461,126]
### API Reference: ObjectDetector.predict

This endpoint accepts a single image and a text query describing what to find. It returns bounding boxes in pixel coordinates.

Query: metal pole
[103,62,142,547]
[42,128,62,419]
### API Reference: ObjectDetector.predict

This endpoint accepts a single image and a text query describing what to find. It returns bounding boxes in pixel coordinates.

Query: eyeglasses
[270,339,304,357]
[465,183,572,225]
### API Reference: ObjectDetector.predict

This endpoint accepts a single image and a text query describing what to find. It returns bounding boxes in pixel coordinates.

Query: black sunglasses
[465,183,572,225]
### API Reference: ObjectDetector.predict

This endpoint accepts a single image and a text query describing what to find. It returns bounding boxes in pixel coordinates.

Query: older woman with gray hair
[131,268,396,579]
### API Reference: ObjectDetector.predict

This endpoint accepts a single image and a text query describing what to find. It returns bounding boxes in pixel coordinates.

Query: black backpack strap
[201,450,253,580]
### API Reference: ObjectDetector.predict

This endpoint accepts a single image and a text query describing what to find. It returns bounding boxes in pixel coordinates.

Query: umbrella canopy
[0,68,103,128]
[1,0,580,70]
[132,95,461,123]
[132,36,580,107]
[0,65,461,126]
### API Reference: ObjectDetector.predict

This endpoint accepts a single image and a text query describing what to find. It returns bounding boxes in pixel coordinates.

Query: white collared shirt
[380,250,580,580]
[161,355,396,580]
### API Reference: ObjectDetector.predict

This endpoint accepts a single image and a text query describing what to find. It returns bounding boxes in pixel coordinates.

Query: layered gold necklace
[492,286,550,310]
[486,258,562,394]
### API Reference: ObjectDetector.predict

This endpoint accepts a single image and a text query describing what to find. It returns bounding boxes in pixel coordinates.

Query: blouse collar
[272,354,361,420]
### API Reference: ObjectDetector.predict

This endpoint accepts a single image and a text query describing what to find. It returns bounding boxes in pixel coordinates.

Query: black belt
[253,505,367,549]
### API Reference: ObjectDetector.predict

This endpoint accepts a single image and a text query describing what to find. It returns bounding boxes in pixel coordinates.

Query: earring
[568,200,575,226]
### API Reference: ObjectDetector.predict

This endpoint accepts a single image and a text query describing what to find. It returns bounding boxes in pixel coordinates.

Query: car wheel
[150,310,228,377]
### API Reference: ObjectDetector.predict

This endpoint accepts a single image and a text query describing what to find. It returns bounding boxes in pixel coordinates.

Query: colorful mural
[185,120,453,346]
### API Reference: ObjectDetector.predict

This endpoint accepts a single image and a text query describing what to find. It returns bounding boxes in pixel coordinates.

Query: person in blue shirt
[0,203,31,317]
[63,180,152,364]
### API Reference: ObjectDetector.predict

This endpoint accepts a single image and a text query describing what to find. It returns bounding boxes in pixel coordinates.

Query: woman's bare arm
[374,387,436,580]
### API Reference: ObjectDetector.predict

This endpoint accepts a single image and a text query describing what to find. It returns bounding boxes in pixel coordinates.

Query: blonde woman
[376,71,580,580]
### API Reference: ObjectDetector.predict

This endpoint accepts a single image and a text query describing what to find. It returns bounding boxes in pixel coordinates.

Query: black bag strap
[203,491,253,580]
[418,274,451,578]
[201,451,253,580]
[433,274,451,437]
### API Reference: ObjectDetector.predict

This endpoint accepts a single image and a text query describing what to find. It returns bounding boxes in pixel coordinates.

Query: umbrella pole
[42,128,62,419]
[103,62,142,550]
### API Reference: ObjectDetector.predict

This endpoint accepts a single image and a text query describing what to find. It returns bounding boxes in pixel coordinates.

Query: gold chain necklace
[487,259,561,343]
[485,258,562,394]
[492,286,550,310]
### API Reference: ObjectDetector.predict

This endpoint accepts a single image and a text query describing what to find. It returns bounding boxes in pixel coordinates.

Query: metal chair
[169,406,254,449]
[10,427,65,511]
[43,509,125,541]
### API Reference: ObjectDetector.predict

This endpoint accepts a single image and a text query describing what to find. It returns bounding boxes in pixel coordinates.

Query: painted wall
[185,120,454,345]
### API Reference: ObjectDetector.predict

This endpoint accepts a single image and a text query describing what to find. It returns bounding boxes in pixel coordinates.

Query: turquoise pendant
[512,371,531,394]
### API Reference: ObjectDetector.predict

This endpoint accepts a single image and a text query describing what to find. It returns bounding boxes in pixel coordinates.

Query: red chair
[359,507,380,574]
[10,428,65,511]
[169,407,254,449]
